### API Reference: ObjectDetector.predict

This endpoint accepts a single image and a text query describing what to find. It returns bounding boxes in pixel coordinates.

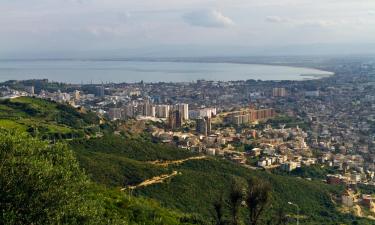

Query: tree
[228,180,244,225]
[212,195,226,225]
[274,208,288,225]
[245,177,271,225]
[0,129,103,224]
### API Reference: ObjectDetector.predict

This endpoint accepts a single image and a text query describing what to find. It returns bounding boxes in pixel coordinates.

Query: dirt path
[121,156,206,191]
[354,204,363,217]
[121,171,179,191]
[148,156,206,167]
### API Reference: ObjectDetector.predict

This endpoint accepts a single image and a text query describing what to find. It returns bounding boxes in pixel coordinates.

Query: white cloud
[183,9,234,28]
[265,16,339,28]
[265,16,290,23]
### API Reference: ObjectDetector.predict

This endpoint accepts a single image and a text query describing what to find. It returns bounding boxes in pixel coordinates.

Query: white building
[175,103,189,120]
[155,105,170,118]
[189,108,217,119]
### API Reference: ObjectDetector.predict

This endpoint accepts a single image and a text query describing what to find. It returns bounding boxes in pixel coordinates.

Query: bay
[0,60,333,84]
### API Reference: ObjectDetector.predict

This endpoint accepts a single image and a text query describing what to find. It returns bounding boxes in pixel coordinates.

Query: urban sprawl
[2,57,375,211]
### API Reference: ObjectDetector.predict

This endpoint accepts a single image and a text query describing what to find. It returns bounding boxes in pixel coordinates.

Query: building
[326,175,342,185]
[272,88,287,97]
[249,108,276,121]
[73,90,80,101]
[362,195,375,207]
[281,161,298,172]
[108,108,122,120]
[305,90,320,97]
[95,86,105,97]
[189,108,217,119]
[175,104,189,120]
[124,104,135,118]
[25,86,35,95]
[155,105,170,118]
[196,116,212,136]
[342,189,355,207]
[168,110,182,130]
[224,108,276,125]
[143,101,155,117]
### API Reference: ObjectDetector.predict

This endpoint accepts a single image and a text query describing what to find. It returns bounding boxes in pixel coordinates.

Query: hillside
[1,97,373,224]
[0,129,205,225]
[71,135,373,224]
[0,97,100,139]
[71,135,196,186]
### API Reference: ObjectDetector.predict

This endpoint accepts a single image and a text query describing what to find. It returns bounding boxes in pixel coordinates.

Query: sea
[0,60,333,84]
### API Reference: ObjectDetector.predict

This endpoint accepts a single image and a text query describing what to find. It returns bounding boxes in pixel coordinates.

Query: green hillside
[0,129,204,225]
[71,136,196,186]
[0,97,100,139]
[71,135,373,224]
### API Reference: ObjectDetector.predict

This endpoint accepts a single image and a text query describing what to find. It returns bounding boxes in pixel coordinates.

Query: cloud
[299,20,338,28]
[183,9,234,28]
[265,16,290,23]
[265,16,339,28]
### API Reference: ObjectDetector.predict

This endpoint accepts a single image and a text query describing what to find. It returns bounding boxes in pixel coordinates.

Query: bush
[0,129,103,224]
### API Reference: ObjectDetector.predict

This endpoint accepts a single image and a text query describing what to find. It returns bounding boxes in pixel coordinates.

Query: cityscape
[2,0,375,224]
[2,56,375,222]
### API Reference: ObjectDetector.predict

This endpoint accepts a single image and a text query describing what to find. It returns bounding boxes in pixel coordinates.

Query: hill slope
[0,97,100,139]
[71,135,373,224]
[0,129,205,225]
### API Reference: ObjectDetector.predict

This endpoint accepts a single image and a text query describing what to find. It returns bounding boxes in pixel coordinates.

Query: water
[0,60,333,83]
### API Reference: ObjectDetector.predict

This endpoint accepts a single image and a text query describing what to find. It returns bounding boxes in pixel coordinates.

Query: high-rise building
[196,116,211,136]
[143,102,155,117]
[189,107,217,119]
[175,104,189,120]
[168,110,182,130]
[155,105,170,118]
[95,86,105,97]
[124,105,135,118]
[272,88,287,97]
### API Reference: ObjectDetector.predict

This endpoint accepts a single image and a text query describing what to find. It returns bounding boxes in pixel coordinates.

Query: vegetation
[0,97,100,140]
[0,129,205,225]
[70,135,373,224]
[264,115,310,130]
[0,129,102,224]
[272,165,336,180]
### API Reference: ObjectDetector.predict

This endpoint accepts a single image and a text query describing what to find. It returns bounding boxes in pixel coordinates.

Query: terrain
[1,97,373,224]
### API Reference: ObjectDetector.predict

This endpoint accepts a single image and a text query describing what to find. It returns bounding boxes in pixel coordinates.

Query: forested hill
[0,129,205,225]
[71,135,374,224]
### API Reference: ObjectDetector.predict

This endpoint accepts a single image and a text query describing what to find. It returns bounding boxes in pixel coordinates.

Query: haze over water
[0,60,333,84]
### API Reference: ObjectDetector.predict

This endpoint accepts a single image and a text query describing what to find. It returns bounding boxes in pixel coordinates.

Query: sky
[1,0,375,57]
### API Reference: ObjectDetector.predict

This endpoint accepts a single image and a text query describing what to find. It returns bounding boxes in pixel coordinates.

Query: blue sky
[1,0,375,57]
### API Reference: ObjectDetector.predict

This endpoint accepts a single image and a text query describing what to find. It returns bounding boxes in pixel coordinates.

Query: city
[2,0,375,224]
[2,56,375,220]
